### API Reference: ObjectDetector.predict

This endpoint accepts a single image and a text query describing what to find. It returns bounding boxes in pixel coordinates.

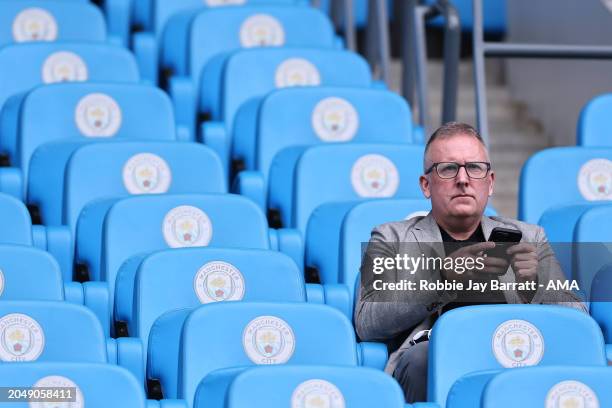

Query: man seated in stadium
[354,122,586,403]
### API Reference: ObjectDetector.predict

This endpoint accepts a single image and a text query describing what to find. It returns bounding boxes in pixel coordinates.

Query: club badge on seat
[0,313,45,362]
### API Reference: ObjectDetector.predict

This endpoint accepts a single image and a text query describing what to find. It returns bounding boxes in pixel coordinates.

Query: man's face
[419,134,494,220]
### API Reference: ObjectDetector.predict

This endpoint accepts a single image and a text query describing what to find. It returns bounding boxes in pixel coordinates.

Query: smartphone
[485,227,523,260]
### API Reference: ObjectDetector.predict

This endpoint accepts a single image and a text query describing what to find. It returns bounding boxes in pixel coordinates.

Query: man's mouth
[452,194,474,200]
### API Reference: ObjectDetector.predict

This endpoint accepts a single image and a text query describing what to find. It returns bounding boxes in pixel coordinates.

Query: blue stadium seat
[146,302,362,405]
[590,264,612,359]
[518,147,612,223]
[150,5,338,86]
[0,244,69,301]
[0,301,108,363]
[538,203,606,281]
[78,194,274,310]
[0,244,112,336]
[0,192,38,246]
[0,42,139,112]
[0,0,106,46]
[577,93,612,146]
[0,192,74,280]
[232,87,415,208]
[573,205,612,299]
[2,83,175,200]
[430,305,606,407]
[54,142,223,231]
[481,366,612,408]
[195,365,407,408]
[0,363,148,408]
[114,248,308,348]
[307,199,431,295]
[176,48,372,173]
[267,144,425,233]
[116,0,302,48]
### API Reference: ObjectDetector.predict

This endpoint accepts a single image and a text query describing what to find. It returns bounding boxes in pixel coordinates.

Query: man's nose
[455,166,470,185]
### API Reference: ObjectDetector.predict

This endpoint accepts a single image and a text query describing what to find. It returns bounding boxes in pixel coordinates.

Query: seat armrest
[117,337,145,386]
[231,170,266,211]
[169,76,197,140]
[104,0,132,47]
[0,167,22,199]
[45,225,73,282]
[83,281,111,336]
[133,32,159,84]
[357,342,388,370]
[201,121,230,179]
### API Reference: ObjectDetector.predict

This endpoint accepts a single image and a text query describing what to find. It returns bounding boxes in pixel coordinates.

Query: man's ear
[488,171,495,197]
[419,174,431,198]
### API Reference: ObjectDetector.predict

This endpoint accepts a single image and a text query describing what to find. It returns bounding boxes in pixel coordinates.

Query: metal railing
[400,0,461,134]
[317,0,463,136]
[472,0,612,145]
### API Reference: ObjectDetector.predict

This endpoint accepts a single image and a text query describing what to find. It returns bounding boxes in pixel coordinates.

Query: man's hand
[443,241,508,281]
[506,243,538,283]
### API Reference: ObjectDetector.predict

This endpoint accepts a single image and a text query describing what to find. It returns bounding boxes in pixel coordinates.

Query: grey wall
[506,0,612,145]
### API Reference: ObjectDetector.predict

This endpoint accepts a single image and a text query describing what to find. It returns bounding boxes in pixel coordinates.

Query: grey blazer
[353,213,587,374]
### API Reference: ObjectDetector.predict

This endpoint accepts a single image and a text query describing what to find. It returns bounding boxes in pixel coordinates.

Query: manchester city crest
[74,93,122,137]
[0,313,45,362]
[31,375,84,408]
[577,159,612,201]
[546,380,599,408]
[275,58,321,89]
[240,14,285,48]
[311,97,359,142]
[12,8,58,43]
[492,319,544,368]
[162,206,213,248]
[351,154,400,198]
[194,261,245,303]
[42,51,88,84]
[242,315,295,364]
[291,379,346,408]
[122,153,171,194]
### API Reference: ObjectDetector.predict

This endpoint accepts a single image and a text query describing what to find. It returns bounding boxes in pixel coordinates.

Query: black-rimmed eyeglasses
[425,162,491,179]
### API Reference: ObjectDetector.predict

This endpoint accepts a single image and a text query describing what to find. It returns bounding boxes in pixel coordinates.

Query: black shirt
[438,223,506,313]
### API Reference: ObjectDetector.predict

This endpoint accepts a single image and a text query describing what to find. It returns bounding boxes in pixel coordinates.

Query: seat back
[173,303,358,404]
[429,304,606,406]
[12,83,174,197]
[138,0,301,36]
[577,93,612,146]
[0,193,33,245]
[207,48,371,126]
[0,43,139,110]
[272,144,425,232]
[573,205,612,296]
[340,199,431,292]
[205,366,406,408]
[0,301,107,363]
[127,248,305,356]
[245,87,413,180]
[99,194,270,304]
[0,363,147,408]
[0,245,63,300]
[590,264,612,343]
[518,147,612,223]
[0,0,105,46]
[63,142,225,232]
[163,5,335,79]
[482,366,612,408]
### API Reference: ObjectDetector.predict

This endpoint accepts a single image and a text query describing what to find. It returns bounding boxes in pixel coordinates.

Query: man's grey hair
[423,122,488,168]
